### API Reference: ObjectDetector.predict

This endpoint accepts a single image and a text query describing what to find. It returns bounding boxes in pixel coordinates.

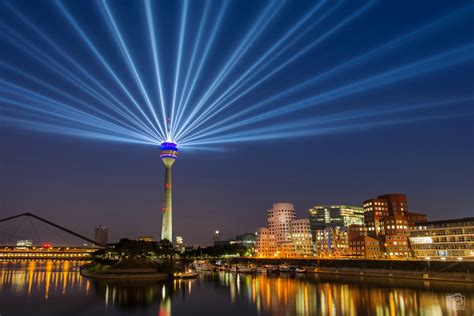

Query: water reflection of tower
[91,280,177,311]
[159,284,171,316]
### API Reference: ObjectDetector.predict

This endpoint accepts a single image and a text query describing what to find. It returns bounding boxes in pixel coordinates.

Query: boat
[230,266,238,273]
[256,267,267,273]
[193,262,216,272]
[278,264,290,272]
[174,269,198,279]
[265,265,278,273]
[238,265,255,273]
[295,267,307,273]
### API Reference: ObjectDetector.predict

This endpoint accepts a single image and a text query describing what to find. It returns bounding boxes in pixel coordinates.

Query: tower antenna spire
[167,117,171,136]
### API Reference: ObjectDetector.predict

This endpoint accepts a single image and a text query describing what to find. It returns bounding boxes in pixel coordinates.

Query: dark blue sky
[1,0,473,244]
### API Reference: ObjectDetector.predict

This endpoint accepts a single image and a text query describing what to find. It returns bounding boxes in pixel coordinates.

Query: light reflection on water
[213,271,473,315]
[0,260,472,316]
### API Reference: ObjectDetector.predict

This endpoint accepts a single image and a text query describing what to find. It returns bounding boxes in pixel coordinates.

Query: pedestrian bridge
[0,212,103,260]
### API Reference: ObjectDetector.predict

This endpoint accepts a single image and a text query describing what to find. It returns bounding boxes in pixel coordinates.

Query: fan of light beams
[1,0,473,149]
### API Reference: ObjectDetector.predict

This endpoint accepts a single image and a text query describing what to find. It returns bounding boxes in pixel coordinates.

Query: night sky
[1,0,473,245]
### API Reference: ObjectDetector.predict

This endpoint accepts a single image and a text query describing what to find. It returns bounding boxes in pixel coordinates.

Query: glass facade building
[308,205,364,237]
[410,217,474,259]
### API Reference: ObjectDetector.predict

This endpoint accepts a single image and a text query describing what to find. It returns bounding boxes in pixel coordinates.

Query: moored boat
[265,265,278,273]
[256,267,267,273]
[238,265,256,273]
[278,264,290,272]
[174,269,198,279]
[193,262,217,272]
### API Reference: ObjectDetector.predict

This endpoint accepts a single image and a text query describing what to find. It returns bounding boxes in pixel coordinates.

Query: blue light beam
[145,0,169,140]
[54,0,164,140]
[100,0,166,140]
[174,0,286,139]
[171,1,229,137]
[179,44,474,143]
[176,0,377,140]
[176,2,471,141]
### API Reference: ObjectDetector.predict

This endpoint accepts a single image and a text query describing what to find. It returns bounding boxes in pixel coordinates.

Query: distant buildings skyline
[250,193,473,260]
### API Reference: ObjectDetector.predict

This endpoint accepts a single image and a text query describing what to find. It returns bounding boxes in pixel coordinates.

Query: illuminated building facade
[382,215,410,257]
[16,240,33,249]
[363,194,427,258]
[176,236,185,252]
[256,203,313,257]
[347,224,383,258]
[410,217,474,259]
[255,227,276,257]
[268,203,296,243]
[229,233,257,248]
[407,212,428,227]
[308,205,364,237]
[290,219,313,256]
[215,233,257,253]
[315,226,349,257]
[138,236,155,242]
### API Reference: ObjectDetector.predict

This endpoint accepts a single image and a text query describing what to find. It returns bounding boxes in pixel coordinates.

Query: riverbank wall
[231,258,474,283]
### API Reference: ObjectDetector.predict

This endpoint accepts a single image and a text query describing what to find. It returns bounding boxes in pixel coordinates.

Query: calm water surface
[0,261,472,316]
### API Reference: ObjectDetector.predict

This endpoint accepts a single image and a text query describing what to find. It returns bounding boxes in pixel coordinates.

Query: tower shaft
[159,141,178,243]
[161,165,173,241]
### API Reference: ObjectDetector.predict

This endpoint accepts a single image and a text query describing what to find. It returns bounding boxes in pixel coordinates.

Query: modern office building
[308,205,364,238]
[215,233,257,251]
[256,203,313,257]
[255,227,276,257]
[348,224,383,258]
[410,217,474,259]
[407,212,428,227]
[230,233,257,248]
[363,198,390,238]
[382,214,410,257]
[94,225,108,246]
[176,236,185,253]
[268,203,296,243]
[363,194,427,258]
[290,219,313,256]
[315,226,349,257]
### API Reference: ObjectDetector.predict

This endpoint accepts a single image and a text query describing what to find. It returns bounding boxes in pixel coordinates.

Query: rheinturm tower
[159,141,178,241]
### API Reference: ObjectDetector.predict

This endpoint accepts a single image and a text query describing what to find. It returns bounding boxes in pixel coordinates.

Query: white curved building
[256,203,313,257]
[268,203,296,243]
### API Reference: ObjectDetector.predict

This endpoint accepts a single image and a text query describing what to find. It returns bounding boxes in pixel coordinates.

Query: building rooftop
[415,217,474,226]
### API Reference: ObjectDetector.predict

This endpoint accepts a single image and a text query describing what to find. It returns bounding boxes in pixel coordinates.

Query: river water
[0,260,472,315]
